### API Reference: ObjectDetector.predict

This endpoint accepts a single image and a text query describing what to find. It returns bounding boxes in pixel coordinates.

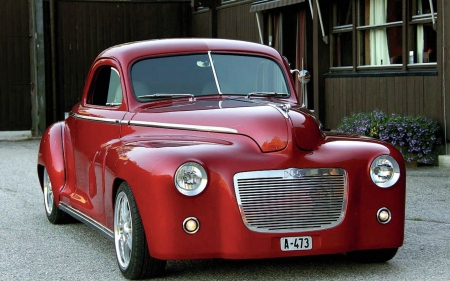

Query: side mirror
[290,69,311,84]
[290,69,310,108]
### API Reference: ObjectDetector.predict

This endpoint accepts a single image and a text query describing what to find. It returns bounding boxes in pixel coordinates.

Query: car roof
[98,38,282,64]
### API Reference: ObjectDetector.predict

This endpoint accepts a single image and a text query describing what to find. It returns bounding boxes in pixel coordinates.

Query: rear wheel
[114,182,166,279]
[43,168,67,224]
[347,248,399,263]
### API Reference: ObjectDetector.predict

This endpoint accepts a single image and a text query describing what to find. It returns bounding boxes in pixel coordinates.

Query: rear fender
[37,122,66,206]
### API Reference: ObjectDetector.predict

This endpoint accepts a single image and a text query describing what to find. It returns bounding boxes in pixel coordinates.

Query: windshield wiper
[246,92,289,99]
[138,93,195,102]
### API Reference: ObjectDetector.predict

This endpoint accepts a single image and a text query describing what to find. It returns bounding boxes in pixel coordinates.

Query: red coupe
[38,38,406,279]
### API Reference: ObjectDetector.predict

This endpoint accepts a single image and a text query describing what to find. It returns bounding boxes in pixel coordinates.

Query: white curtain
[370,0,390,65]
[417,0,424,63]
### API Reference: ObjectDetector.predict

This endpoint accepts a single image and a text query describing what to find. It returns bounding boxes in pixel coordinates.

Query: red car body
[38,38,406,279]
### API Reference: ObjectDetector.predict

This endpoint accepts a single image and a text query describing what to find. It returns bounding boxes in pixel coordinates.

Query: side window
[87,66,122,106]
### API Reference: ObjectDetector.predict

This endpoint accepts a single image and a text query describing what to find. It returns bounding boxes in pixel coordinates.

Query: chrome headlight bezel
[174,162,208,196]
[370,155,400,188]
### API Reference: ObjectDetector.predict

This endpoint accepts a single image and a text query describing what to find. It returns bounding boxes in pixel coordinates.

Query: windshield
[130,53,289,101]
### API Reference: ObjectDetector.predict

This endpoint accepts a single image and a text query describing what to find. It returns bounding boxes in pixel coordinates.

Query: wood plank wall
[55,1,191,116]
[192,9,212,37]
[217,1,259,42]
[324,75,442,130]
[192,2,259,42]
[0,0,31,130]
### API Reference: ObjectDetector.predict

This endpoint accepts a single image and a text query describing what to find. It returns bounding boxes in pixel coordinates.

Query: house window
[331,0,437,69]
[411,0,437,63]
[332,0,353,67]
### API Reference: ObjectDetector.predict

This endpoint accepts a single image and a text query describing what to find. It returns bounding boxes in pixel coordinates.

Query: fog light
[377,208,392,224]
[183,217,200,234]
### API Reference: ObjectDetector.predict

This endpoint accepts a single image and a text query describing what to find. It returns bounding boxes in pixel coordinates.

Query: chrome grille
[233,168,347,233]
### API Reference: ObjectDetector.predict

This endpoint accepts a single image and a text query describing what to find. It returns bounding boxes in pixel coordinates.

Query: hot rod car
[38,38,405,279]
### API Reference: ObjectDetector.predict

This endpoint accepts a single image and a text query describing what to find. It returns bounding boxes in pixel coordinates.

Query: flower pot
[405,160,418,168]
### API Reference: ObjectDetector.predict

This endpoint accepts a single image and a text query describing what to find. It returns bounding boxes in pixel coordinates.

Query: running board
[59,202,114,241]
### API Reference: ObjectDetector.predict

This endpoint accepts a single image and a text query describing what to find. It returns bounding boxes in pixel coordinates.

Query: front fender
[38,122,66,205]
[100,132,266,253]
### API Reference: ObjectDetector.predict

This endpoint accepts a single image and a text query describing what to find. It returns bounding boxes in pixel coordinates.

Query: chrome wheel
[43,169,54,215]
[114,182,166,279]
[41,167,66,224]
[115,191,132,269]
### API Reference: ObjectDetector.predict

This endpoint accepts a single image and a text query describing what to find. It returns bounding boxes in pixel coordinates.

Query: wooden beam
[30,0,47,137]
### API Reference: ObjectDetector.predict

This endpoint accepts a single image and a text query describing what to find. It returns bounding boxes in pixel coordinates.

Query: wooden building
[192,0,449,147]
[45,0,191,127]
[2,0,449,151]
[1,0,191,134]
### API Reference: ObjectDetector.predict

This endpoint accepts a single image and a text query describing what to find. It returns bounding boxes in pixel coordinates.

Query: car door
[65,59,127,223]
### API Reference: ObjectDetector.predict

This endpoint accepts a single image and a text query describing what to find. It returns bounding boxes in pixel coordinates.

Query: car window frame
[84,59,126,110]
[129,52,292,102]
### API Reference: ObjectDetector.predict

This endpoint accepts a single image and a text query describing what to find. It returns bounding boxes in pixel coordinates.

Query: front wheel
[42,168,67,224]
[114,182,166,279]
[346,248,399,263]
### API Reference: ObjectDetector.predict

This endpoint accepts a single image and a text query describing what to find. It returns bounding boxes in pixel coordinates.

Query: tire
[114,182,166,279]
[346,248,399,263]
[43,167,67,224]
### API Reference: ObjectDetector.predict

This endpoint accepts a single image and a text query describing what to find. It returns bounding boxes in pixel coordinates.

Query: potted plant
[335,109,388,139]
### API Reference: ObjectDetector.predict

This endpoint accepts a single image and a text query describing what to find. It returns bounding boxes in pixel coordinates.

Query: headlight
[174,162,208,196]
[370,155,400,188]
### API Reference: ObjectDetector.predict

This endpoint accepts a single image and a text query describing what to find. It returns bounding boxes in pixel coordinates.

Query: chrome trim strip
[70,112,120,125]
[128,120,238,134]
[70,112,237,134]
[59,202,114,241]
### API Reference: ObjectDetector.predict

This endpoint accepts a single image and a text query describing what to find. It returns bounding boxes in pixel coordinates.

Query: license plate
[280,236,312,251]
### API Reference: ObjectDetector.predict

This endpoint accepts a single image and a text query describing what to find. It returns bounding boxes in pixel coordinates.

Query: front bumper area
[145,204,404,261]
[136,167,404,261]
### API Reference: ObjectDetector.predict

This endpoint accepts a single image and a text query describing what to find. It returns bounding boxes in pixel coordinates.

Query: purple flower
[337,109,442,164]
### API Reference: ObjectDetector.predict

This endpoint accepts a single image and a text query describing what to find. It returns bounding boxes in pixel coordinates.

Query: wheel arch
[105,173,130,230]
[103,143,168,231]
[37,122,66,205]
[112,177,125,205]
[37,164,45,191]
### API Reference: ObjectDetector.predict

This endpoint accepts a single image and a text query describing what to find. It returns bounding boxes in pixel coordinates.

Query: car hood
[130,98,322,152]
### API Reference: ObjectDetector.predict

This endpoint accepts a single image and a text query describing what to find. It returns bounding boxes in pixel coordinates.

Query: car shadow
[160,254,399,280]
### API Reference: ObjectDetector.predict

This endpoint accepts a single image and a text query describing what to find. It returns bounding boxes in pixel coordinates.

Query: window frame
[86,65,123,108]
[330,0,438,72]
